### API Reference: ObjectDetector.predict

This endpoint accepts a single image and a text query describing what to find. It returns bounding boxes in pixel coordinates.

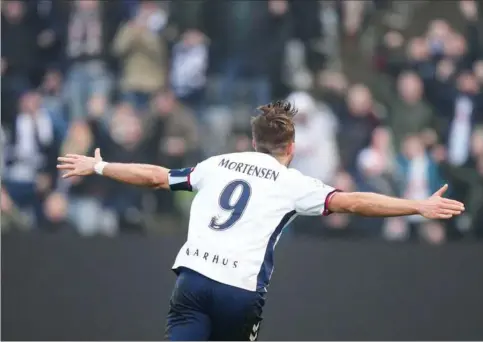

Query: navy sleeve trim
[168,167,194,192]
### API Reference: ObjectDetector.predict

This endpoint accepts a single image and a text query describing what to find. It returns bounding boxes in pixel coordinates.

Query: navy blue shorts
[165,268,265,341]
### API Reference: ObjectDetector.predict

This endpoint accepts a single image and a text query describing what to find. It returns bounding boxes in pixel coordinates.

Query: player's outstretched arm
[57,148,171,190]
[327,185,465,219]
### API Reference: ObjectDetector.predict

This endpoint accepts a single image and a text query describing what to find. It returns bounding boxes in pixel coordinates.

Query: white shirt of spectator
[288,91,339,183]
[170,41,208,98]
[168,152,338,292]
[6,110,53,183]
[448,96,473,166]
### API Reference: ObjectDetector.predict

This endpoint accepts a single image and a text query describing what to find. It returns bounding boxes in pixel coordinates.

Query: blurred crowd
[1,0,482,243]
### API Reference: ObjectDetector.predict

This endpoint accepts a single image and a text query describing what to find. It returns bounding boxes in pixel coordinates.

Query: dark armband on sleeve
[168,167,195,191]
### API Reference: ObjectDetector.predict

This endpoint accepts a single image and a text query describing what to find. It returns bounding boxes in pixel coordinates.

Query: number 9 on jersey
[209,180,252,230]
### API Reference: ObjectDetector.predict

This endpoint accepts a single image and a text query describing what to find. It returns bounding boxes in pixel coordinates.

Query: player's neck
[254,149,291,167]
[273,154,291,167]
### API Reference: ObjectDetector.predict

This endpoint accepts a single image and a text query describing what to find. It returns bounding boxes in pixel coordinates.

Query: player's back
[170,151,337,292]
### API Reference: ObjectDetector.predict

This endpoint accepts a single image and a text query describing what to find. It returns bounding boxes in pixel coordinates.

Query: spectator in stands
[1,0,38,95]
[150,89,200,169]
[62,120,102,236]
[315,70,348,117]
[203,0,290,108]
[113,0,167,112]
[443,71,482,167]
[405,36,434,80]
[340,0,369,38]
[444,32,469,69]
[60,0,122,119]
[39,69,64,116]
[395,135,446,243]
[374,30,406,78]
[39,69,68,135]
[59,98,114,236]
[170,29,208,117]
[459,0,483,66]
[287,91,339,183]
[435,128,483,238]
[356,126,397,195]
[354,127,397,236]
[290,0,327,74]
[28,0,62,79]
[426,19,452,59]
[337,84,381,173]
[2,91,62,226]
[41,192,73,232]
[385,71,437,150]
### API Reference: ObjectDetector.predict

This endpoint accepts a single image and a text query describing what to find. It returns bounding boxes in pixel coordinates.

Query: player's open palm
[57,148,103,179]
[418,184,465,219]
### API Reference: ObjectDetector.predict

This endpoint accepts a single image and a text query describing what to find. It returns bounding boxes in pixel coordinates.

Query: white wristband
[94,161,108,175]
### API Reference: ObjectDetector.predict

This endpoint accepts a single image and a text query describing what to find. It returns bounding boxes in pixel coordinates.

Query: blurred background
[1,0,483,340]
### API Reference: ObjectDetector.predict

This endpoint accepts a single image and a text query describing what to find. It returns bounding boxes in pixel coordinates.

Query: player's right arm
[291,171,465,220]
[57,148,209,191]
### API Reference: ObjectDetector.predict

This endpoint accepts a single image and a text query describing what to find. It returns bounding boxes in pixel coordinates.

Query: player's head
[251,100,297,166]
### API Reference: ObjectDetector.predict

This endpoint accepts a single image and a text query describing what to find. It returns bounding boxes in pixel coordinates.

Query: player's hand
[57,148,103,179]
[417,184,465,219]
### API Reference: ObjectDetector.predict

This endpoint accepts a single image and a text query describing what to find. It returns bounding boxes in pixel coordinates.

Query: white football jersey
[168,152,339,292]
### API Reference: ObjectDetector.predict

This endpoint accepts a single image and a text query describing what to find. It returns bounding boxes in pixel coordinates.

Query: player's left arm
[327,185,465,220]
[57,148,205,191]
[292,173,464,220]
